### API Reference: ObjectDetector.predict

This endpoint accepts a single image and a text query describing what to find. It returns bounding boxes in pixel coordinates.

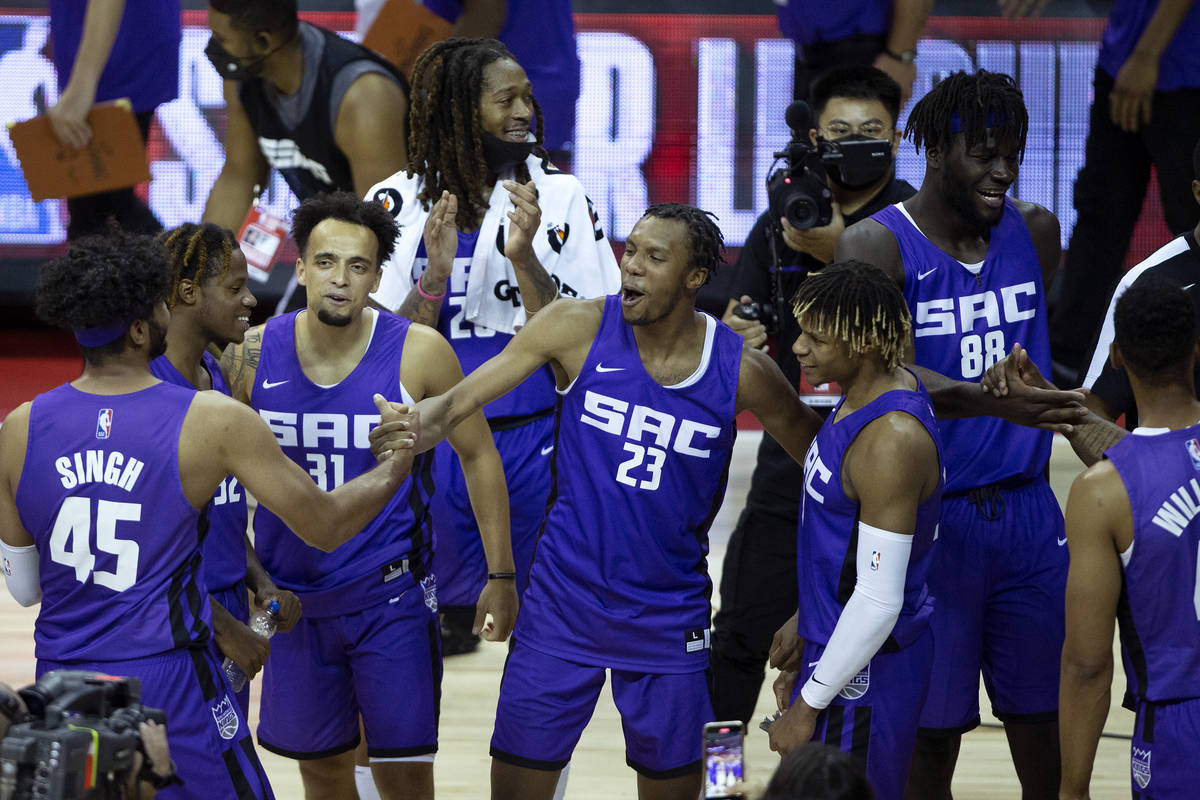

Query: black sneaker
[439,607,480,657]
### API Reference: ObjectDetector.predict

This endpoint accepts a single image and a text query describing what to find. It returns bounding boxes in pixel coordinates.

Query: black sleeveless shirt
[238,24,408,199]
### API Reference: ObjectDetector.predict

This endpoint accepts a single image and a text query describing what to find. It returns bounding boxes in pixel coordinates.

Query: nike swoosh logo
[595,363,624,373]
[1183,283,1196,291]
[1057,537,1067,547]
[917,268,937,280]
[261,379,288,389]
[540,445,555,456]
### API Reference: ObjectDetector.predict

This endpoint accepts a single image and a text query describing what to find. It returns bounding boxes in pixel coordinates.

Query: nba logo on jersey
[95,408,113,439]
[211,696,240,740]
[870,550,882,571]
[1186,439,1200,471]
[1132,746,1151,789]
[839,664,871,700]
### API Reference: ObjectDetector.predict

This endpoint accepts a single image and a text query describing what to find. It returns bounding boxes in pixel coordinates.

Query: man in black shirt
[1077,137,1200,431]
[201,0,410,313]
[707,65,917,724]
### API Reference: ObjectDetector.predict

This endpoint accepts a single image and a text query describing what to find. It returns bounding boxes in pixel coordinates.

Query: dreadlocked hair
[159,223,238,309]
[904,70,1028,160]
[791,260,911,371]
[641,203,725,284]
[407,38,546,230]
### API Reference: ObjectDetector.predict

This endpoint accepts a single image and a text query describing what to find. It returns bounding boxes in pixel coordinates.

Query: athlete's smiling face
[479,58,534,144]
[619,215,707,326]
[792,314,858,387]
[296,219,381,327]
[197,249,257,348]
[937,131,1020,236]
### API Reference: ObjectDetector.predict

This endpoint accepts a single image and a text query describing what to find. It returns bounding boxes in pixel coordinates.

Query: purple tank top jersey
[250,309,433,616]
[514,295,742,672]
[416,231,557,420]
[150,352,248,593]
[1106,428,1200,703]
[873,199,1051,492]
[15,382,209,661]
[798,379,944,648]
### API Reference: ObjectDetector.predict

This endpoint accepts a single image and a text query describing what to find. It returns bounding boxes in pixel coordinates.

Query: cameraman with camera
[1,673,177,798]
[707,65,916,725]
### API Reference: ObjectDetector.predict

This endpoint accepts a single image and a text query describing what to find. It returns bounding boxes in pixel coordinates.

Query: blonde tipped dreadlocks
[792,260,911,371]
[159,223,238,309]
[407,38,547,231]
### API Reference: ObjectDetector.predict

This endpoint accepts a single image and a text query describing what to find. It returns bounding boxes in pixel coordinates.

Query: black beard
[316,308,353,327]
[942,171,998,237]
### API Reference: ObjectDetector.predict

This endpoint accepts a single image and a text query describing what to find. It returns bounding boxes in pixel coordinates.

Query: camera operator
[1,675,177,798]
[706,64,916,725]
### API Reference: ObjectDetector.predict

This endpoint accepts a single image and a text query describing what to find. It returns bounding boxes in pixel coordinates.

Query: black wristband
[487,572,517,580]
[139,759,182,790]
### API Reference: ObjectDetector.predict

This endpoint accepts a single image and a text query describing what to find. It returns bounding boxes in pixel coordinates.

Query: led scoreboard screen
[0,11,1166,267]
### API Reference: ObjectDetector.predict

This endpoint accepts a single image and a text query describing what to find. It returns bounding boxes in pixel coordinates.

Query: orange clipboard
[362,0,454,79]
[6,99,152,202]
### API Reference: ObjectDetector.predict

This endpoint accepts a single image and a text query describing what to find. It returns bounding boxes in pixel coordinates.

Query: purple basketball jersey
[415,231,557,419]
[150,352,248,594]
[250,309,434,617]
[15,382,210,661]
[798,378,944,648]
[514,295,742,672]
[1106,428,1200,703]
[873,200,1051,491]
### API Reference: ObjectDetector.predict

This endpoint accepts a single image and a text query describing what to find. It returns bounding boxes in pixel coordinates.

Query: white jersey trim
[665,313,716,390]
[308,308,383,390]
[893,202,987,272]
[1082,236,1192,390]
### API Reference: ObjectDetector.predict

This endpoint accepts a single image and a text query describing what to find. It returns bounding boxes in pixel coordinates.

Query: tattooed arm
[503,180,560,314]
[219,325,264,405]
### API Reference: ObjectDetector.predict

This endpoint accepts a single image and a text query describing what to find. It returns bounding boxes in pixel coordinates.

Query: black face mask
[480,131,536,174]
[820,134,894,191]
[204,36,276,81]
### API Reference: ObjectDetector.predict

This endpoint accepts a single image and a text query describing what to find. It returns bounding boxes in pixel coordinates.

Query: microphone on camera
[785,101,813,134]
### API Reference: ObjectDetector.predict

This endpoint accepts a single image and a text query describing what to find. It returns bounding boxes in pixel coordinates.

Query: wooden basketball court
[0,433,1132,797]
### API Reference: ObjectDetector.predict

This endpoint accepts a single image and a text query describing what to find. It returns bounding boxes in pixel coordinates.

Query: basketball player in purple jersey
[381,203,825,800]
[150,223,301,715]
[765,261,943,800]
[0,231,418,799]
[1060,279,1200,800]
[836,70,1065,798]
[220,191,517,800]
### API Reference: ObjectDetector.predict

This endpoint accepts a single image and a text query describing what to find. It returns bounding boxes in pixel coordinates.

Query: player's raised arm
[735,346,824,465]
[1058,464,1125,800]
[410,298,601,451]
[184,391,415,552]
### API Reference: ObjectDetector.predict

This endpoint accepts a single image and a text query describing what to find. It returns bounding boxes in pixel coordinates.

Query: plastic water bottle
[222,600,280,693]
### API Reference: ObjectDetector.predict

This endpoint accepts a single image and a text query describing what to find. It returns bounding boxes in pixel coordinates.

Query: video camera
[0,671,165,800]
[765,101,891,230]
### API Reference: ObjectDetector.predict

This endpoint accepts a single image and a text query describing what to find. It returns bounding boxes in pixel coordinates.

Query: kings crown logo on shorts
[211,695,240,740]
[838,664,870,700]
[421,575,438,614]
[1132,746,1151,789]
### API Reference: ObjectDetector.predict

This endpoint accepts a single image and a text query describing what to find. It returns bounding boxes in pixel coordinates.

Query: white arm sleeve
[800,522,912,711]
[0,540,41,607]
